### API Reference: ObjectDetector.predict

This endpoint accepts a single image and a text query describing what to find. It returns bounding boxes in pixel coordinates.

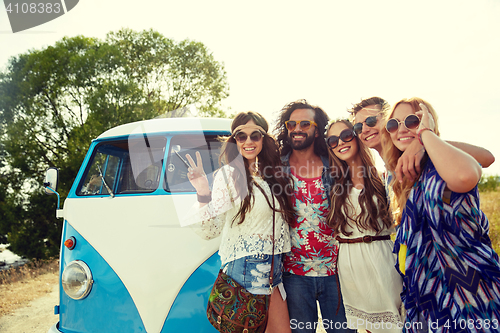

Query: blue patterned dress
[394,160,500,333]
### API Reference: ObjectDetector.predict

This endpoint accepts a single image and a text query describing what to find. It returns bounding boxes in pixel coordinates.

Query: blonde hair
[381,97,440,224]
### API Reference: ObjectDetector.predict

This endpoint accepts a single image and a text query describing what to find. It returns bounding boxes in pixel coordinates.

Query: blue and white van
[46,117,231,333]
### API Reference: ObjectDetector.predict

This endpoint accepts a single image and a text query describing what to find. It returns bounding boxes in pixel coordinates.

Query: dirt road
[0,282,332,333]
[0,283,58,333]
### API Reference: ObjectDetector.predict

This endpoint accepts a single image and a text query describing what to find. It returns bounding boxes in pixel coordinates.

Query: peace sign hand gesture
[185,151,210,196]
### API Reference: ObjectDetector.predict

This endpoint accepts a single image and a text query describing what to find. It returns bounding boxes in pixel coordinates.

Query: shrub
[478,175,500,192]
[0,258,58,285]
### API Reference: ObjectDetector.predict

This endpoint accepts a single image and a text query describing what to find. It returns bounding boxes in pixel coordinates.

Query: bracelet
[197,191,212,203]
[417,128,434,146]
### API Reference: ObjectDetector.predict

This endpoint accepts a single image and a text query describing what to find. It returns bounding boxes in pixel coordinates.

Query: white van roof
[97,117,232,139]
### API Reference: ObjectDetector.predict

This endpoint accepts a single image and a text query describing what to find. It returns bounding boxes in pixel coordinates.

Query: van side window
[77,136,167,196]
[165,134,223,193]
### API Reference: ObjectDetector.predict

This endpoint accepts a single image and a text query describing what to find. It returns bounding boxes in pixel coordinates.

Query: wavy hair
[348,96,390,121]
[274,99,330,157]
[325,119,393,235]
[381,97,440,225]
[219,111,295,226]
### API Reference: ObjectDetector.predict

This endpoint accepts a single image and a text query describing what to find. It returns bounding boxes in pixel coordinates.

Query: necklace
[251,157,260,177]
[252,168,261,178]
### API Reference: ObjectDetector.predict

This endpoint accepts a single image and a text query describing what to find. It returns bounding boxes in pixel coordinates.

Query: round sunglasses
[325,129,356,149]
[284,120,318,131]
[353,115,378,135]
[385,114,420,133]
[234,130,264,143]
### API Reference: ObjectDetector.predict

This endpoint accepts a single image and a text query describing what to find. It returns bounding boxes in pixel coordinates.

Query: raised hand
[415,103,436,132]
[186,151,210,196]
[395,139,425,183]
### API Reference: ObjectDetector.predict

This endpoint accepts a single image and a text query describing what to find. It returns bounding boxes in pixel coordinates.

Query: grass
[0,259,58,316]
[0,258,58,285]
[480,190,500,254]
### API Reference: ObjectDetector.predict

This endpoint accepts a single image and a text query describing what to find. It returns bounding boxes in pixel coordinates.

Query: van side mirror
[44,167,59,195]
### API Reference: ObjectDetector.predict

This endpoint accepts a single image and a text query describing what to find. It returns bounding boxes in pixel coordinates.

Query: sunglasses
[385,114,420,133]
[285,120,318,131]
[325,129,356,149]
[353,115,378,135]
[234,130,264,143]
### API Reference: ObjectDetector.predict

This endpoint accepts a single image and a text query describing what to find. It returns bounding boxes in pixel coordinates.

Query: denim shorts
[223,253,284,295]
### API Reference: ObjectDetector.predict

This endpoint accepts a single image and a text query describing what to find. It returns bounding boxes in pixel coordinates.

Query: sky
[1,0,500,175]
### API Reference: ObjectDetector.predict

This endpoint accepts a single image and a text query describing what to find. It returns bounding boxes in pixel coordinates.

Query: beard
[288,132,315,151]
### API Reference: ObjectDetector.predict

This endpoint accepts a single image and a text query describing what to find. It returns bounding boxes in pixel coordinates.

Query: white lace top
[189,165,291,265]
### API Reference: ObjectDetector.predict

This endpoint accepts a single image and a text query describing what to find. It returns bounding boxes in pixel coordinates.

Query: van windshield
[76,134,223,196]
[77,136,167,196]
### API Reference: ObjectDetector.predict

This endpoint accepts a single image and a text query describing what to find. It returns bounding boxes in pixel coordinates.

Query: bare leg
[265,288,291,333]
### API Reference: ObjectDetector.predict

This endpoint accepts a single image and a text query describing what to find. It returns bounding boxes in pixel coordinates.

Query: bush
[478,175,500,192]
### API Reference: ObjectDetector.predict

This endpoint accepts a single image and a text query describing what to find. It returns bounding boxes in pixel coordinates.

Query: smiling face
[235,119,263,165]
[354,104,382,151]
[389,103,417,152]
[287,108,317,151]
[327,122,359,162]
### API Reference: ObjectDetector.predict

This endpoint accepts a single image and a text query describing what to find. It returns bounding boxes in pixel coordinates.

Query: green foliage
[6,191,61,259]
[478,175,500,192]
[0,28,230,259]
[0,174,17,244]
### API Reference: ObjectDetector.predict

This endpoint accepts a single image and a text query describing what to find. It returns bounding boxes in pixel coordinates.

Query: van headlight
[62,260,94,300]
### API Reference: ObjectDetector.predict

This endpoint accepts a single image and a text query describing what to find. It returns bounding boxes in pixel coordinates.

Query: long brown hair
[219,111,295,226]
[326,119,393,235]
[381,97,440,225]
[274,99,330,157]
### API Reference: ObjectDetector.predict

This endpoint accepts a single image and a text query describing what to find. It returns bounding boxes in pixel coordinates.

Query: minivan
[45,117,230,332]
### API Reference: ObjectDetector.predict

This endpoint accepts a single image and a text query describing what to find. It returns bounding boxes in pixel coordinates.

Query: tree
[0,28,230,259]
[0,170,17,245]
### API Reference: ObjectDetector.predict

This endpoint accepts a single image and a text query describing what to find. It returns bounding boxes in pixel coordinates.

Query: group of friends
[185,97,500,333]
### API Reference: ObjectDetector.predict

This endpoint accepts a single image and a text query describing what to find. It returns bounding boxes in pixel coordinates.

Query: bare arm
[446,141,495,168]
[417,104,482,193]
[395,134,494,184]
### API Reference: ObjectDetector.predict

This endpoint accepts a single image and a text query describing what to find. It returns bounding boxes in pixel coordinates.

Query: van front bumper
[47,322,62,333]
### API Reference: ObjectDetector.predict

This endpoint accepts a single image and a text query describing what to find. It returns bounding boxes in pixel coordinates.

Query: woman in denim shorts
[223,253,284,295]
[185,111,295,333]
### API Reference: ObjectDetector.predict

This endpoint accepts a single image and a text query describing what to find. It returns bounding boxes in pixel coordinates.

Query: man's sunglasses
[353,115,378,135]
[385,114,420,133]
[325,129,356,149]
[234,130,264,143]
[285,120,318,131]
